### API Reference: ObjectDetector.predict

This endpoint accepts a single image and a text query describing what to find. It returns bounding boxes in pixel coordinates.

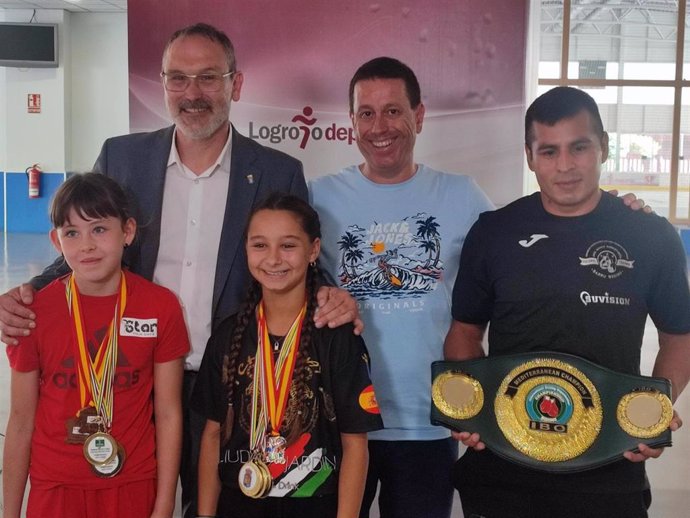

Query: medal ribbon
[247,300,306,454]
[258,301,306,438]
[66,272,127,432]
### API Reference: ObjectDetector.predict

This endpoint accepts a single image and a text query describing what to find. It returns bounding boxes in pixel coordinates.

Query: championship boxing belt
[431,352,674,473]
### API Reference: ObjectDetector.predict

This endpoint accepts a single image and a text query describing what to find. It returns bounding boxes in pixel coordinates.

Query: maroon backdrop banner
[127,0,527,201]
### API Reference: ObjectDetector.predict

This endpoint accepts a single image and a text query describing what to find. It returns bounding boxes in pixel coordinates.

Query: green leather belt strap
[431,352,673,473]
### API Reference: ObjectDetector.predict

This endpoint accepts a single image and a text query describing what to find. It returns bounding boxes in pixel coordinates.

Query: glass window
[535,0,690,224]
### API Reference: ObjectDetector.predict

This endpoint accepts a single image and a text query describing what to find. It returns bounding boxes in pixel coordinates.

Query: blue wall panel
[0,171,5,231]
[6,172,65,233]
[680,228,690,255]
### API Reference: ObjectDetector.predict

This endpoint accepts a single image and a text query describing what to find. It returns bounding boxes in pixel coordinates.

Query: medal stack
[238,302,306,498]
[66,274,127,478]
[83,431,126,477]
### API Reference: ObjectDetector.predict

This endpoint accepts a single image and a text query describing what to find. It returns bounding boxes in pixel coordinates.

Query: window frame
[536,0,689,224]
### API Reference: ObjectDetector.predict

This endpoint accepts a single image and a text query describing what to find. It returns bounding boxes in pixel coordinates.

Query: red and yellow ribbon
[248,300,307,454]
[65,273,127,431]
[258,301,306,437]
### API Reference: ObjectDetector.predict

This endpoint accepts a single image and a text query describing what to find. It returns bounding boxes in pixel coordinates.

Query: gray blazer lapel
[136,126,174,280]
[212,127,262,313]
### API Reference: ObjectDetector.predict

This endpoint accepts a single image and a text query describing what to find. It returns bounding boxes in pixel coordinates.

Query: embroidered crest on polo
[579,240,635,279]
[518,234,549,248]
[120,318,158,337]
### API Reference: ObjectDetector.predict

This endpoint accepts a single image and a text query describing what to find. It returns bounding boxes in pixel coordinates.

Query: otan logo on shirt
[579,240,635,279]
[248,106,355,150]
[120,318,158,337]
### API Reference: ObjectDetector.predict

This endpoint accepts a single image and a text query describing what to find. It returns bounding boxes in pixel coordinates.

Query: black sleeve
[647,218,690,334]
[191,317,236,423]
[29,255,70,290]
[451,215,493,324]
[326,325,384,434]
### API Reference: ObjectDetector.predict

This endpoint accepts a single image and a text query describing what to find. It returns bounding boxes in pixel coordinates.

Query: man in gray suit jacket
[0,23,358,518]
[90,124,308,333]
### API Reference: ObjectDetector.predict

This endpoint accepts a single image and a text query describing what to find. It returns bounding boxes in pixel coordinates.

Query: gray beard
[175,111,229,140]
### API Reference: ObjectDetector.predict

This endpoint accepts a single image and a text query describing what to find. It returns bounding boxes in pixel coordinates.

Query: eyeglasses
[160,71,235,92]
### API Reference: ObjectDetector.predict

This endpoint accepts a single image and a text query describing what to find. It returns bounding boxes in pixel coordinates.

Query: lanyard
[248,300,306,452]
[66,272,127,431]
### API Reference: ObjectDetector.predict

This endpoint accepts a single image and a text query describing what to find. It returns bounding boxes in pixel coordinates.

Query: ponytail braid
[219,279,261,445]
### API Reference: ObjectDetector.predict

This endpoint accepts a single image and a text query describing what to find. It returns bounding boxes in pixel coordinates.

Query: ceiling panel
[0,0,126,12]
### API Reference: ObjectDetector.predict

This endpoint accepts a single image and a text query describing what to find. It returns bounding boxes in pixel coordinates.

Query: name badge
[120,318,158,337]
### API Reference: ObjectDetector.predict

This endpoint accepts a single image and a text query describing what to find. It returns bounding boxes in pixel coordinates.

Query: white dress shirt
[154,130,232,370]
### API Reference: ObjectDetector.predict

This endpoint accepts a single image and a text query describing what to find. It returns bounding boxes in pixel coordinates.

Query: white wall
[69,12,128,171]
[0,55,5,173]
[0,10,128,174]
[1,9,69,173]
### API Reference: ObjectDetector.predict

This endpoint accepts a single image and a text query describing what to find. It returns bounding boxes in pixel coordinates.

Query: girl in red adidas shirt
[3,174,189,518]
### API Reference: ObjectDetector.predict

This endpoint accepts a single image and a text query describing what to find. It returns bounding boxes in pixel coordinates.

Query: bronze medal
[92,442,126,477]
[66,406,102,444]
[65,417,90,444]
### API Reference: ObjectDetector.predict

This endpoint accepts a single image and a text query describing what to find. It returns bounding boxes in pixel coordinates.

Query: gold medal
[92,442,126,477]
[617,390,674,438]
[239,460,267,498]
[432,371,484,420]
[83,431,118,466]
[256,459,273,497]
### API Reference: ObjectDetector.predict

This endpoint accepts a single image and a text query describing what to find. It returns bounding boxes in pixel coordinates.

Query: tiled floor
[0,233,688,517]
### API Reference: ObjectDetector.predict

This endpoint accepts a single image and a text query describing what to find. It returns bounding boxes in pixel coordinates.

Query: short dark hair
[525,86,605,146]
[50,173,132,228]
[348,57,421,113]
[249,192,321,242]
[163,22,236,72]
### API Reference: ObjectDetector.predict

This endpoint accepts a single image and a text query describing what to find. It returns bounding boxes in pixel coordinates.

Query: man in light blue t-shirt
[310,57,494,518]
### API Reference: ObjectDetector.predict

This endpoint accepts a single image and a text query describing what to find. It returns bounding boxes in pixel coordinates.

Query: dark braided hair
[220,193,322,445]
[219,278,261,444]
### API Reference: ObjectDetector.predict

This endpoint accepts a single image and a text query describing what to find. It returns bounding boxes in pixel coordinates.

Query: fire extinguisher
[25,164,42,199]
